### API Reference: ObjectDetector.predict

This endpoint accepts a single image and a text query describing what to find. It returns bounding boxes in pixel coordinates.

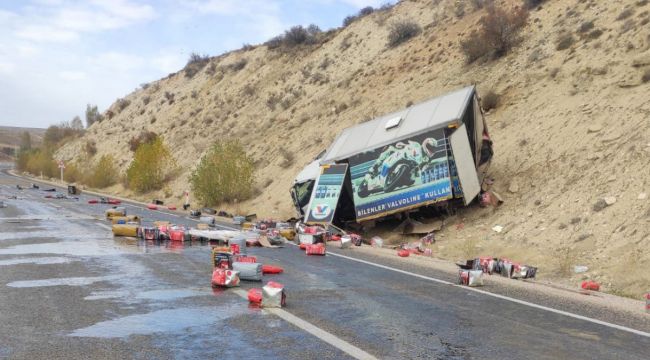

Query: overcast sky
[0,0,393,129]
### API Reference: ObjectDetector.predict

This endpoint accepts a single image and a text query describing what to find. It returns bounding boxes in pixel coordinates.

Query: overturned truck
[291,86,493,226]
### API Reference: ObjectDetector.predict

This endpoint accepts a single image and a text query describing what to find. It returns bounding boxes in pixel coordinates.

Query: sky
[0,0,394,128]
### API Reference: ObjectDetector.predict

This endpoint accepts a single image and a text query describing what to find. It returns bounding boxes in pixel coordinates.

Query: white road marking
[96,223,112,230]
[232,289,377,360]
[326,251,650,339]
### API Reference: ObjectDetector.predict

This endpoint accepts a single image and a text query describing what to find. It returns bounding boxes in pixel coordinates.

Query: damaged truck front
[291,85,493,226]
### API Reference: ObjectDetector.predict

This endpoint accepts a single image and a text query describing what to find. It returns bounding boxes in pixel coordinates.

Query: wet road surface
[1,165,649,359]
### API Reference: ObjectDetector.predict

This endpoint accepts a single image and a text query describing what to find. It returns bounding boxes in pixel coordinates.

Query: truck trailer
[291,85,493,226]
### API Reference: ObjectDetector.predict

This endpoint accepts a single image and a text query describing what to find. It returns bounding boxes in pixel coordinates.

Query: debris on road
[211,268,240,288]
[110,215,140,225]
[305,243,326,256]
[371,236,384,248]
[457,257,537,285]
[233,262,263,281]
[458,269,484,287]
[262,265,284,274]
[645,293,649,313]
[105,207,126,219]
[112,224,139,237]
[581,281,600,292]
[397,249,410,257]
[262,281,286,308]
[147,203,158,210]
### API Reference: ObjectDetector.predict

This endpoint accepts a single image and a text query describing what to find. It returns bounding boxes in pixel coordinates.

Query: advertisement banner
[348,129,453,221]
[305,164,348,224]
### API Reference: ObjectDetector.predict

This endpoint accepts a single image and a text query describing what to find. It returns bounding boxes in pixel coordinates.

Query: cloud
[186,0,286,41]
[0,60,15,74]
[91,51,146,71]
[11,0,156,43]
[16,25,79,42]
[59,70,86,81]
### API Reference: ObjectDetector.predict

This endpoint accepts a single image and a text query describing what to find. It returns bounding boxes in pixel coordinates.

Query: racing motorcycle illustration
[357,138,439,198]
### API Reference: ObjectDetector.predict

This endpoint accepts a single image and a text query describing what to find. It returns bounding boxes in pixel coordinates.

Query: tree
[20,131,31,151]
[189,139,255,206]
[126,137,175,193]
[86,155,118,188]
[71,115,84,130]
[85,104,103,128]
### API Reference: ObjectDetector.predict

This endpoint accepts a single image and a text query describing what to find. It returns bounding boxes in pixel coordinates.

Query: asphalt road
[1,164,649,359]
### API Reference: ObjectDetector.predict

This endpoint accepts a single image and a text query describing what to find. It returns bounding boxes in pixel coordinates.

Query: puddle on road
[85,290,131,301]
[69,304,247,338]
[136,288,209,301]
[84,288,210,302]
[7,275,120,288]
[0,229,110,242]
[0,256,73,266]
[0,240,138,257]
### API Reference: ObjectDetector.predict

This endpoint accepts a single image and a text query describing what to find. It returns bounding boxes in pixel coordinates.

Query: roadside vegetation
[189,140,255,206]
[126,136,176,193]
[460,3,529,63]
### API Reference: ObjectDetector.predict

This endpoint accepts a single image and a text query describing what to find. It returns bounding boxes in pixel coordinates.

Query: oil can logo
[311,204,331,220]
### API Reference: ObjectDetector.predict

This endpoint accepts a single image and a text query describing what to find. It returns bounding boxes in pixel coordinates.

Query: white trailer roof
[321,86,475,162]
[294,159,321,184]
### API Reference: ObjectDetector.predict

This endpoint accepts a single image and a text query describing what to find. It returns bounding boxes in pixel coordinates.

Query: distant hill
[0,126,46,160]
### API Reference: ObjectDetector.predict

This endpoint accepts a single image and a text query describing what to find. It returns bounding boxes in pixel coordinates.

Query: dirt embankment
[56,0,650,297]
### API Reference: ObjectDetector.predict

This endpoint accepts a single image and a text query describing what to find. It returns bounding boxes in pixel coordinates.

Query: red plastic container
[644,293,650,313]
[169,230,185,241]
[305,244,326,256]
[230,243,240,255]
[88,199,98,204]
[233,255,257,263]
[147,204,158,210]
[299,243,308,250]
[167,205,177,210]
[262,265,284,274]
[581,281,600,291]
[248,288,263,304]
[107,199,121,205]
[397,249,410,257]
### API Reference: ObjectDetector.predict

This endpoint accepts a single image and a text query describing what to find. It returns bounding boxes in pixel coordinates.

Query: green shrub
[387,20,421,48]
[460,4,529,62]
[189,139,254,206]
[184,52,210,78]
[126,137,175,193]
[86,155,119,188]
[63,162,83,183]
[23,149,58,178]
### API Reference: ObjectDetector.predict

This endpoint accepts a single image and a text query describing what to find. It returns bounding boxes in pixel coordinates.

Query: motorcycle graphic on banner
[348,128,453,221]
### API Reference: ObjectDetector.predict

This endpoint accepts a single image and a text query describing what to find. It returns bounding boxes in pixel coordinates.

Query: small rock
[638,193,647,200]
[592,199,608,212]
[587,124,602,133]
[527,212,533,217]
[604,196,617,205]
[606,176,617,183]
[587,153,601,160]
[508,183,519,193]
[631,54,650,67]
[492,225,503,233]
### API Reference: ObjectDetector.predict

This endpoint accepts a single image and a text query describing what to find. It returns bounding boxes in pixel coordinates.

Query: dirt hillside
[56,0,650,297]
